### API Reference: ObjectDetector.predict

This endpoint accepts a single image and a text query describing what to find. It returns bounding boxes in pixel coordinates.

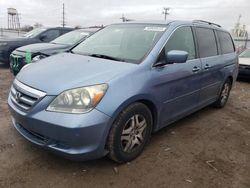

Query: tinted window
[196,28,217,58]
[23,28,46,38]
[51,30,90,45]
[165,26,196,60]
[217,31,234,54]
[42,29,60,42]
[61,29,72,35]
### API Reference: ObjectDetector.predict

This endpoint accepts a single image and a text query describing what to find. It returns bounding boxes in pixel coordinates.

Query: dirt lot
[0,63,250,188]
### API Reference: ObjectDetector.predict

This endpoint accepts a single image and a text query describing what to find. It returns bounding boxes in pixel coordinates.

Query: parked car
[10,28,100,75]
[8,20,238,163]
[0,27,73,65]
[238,48,250,78]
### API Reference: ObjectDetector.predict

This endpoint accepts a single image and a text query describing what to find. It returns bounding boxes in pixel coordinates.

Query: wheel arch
[105,95,160,139]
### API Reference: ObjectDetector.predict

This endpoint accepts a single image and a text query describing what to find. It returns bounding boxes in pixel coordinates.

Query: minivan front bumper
[8,94,111,161]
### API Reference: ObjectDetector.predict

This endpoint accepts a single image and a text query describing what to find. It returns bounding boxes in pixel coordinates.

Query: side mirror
[166,50,188,64]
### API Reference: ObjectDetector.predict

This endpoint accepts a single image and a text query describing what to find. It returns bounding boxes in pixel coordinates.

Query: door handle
[192,66,200,73]
[204,64,211,70]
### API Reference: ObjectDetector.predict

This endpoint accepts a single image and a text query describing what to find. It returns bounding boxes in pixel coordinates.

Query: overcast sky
[0,0,249,30]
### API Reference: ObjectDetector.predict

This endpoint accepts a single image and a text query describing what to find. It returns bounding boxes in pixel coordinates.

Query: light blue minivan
[8,20,238,163]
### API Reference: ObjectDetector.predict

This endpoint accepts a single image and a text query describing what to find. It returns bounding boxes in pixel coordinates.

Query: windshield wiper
[88,53,124,62]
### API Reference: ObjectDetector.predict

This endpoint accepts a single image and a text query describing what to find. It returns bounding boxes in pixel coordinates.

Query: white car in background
[238,49,250,78]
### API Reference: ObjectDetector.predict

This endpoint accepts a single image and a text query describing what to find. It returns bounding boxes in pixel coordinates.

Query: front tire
[213,79,232,108]
[107,103,153,163]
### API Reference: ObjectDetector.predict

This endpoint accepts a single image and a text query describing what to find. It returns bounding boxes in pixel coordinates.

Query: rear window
[196,28,218,58]
[217,31,235,54]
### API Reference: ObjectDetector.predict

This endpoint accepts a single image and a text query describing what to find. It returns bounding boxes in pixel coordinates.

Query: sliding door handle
[192,66,200,73]
[204,64,211,70]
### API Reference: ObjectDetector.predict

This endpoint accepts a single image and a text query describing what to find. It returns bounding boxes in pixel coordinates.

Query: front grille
[10,79,46,111]
[10,54,25,74]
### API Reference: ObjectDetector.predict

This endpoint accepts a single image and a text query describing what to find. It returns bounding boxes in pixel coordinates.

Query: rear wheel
[213,79,232,108]
[107,103,153,163]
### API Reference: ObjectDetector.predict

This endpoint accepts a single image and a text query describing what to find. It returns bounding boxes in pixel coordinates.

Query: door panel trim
[163,89,200,104]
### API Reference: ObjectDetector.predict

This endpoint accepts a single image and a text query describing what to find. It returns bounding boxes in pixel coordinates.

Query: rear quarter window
[196,27,218,58]
[217,31,235,54]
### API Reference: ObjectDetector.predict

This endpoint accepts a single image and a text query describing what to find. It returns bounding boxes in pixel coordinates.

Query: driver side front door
[150,26,202,128]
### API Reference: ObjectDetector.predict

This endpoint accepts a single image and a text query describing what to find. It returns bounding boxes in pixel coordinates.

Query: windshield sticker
[144,27,166,32]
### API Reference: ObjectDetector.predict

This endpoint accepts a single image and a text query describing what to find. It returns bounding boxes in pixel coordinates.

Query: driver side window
[164,26,196,61]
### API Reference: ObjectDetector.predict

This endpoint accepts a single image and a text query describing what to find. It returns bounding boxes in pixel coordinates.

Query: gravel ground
[0,63,250,188]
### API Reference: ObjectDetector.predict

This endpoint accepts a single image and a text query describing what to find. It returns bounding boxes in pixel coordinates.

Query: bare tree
[34,23,43,28]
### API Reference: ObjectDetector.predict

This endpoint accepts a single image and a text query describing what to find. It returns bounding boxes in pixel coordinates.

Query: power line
[162,7,170,21]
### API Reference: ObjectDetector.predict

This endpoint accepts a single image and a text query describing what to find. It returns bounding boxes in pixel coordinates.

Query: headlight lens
[0,42,7,46]
[32,54,47,63]
[47,84,108,113]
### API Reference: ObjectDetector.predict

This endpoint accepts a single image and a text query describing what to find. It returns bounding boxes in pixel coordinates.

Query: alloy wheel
[221,83,230,104]
[121,114,147,153]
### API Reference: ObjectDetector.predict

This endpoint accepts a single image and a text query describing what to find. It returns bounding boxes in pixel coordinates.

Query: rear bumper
[8,94,112,161]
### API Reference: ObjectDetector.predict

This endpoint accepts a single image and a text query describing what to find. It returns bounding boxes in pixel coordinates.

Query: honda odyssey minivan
[8,20,238,163]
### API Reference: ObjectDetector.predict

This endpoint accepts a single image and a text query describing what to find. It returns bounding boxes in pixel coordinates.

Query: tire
[213,78,232,108]
[107,102,153,163]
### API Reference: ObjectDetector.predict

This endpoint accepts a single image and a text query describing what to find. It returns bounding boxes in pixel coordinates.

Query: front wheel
[107,103,153,163]
[213,79,232,108]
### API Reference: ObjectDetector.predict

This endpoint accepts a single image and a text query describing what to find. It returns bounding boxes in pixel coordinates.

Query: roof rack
[193,20,221,28]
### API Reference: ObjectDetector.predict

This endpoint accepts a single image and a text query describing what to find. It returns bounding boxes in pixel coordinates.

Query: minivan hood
[16,43,69,54]
[16,53,136,95]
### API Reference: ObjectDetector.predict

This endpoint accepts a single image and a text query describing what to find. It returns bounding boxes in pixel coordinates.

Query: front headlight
[47,84,108,113]
[32,54,47,63]
[0,42,7,46]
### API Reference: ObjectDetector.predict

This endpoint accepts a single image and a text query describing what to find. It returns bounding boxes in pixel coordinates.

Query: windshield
[51,30,90,45]
[239,49,250,58]
[24,28,46,38]
[72,24,167,63]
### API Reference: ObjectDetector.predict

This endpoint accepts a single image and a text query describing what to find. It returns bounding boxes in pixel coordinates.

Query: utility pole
[162,7,170,21]
[62,3,66,27]
[120,14,134,22]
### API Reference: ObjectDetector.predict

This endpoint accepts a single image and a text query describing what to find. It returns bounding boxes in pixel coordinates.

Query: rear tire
[213,78,232,108]
[107,103,153,163]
